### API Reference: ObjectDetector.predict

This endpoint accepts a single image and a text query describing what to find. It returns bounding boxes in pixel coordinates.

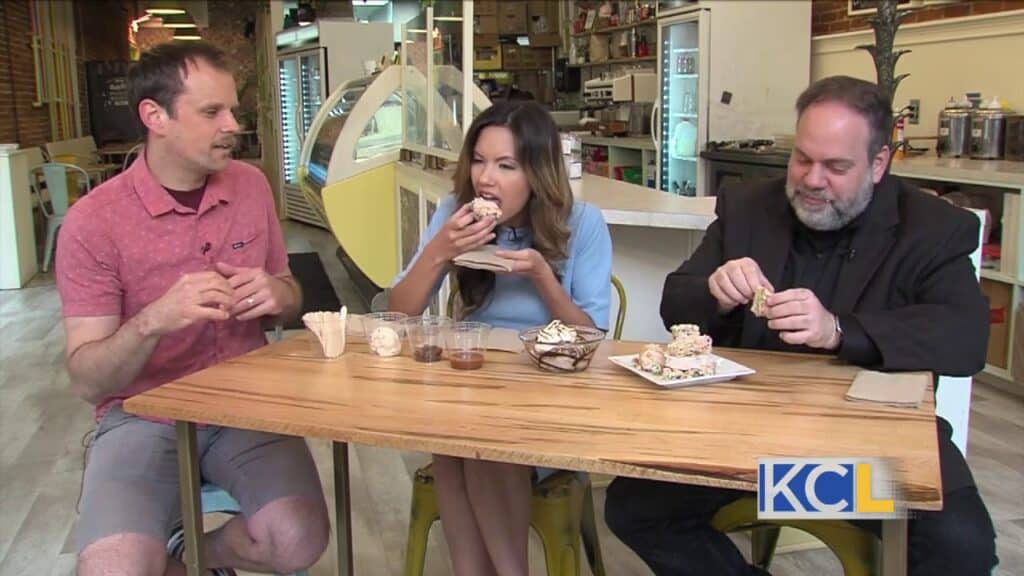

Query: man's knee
[78,533,167,576]
[911,487,997,575]
[604,477,642,540]
[254,495,330,573]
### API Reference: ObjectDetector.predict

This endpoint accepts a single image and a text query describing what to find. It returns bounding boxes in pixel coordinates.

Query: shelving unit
[890,156,1024,394]
[571,19,658,38]
[569,55,657,68]
[581,135,657,188]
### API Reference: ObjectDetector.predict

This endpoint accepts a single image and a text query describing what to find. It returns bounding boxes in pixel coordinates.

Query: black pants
[605,449,998,575]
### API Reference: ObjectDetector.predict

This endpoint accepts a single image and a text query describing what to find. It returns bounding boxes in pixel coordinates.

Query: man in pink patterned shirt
[56,42,328,576]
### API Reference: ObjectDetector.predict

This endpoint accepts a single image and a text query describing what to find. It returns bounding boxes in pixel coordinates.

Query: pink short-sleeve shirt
[55,155,290,420]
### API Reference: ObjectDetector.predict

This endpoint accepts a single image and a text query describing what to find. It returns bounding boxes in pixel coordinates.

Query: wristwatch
[831,314,844,350]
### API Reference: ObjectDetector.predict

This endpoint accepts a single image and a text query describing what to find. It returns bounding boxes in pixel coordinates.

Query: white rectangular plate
[608,353,756,389]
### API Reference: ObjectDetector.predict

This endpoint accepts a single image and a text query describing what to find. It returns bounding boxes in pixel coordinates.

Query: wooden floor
[0,221,1020,576]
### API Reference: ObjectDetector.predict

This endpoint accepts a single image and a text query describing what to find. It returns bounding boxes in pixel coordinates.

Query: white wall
[811,9,1024,140]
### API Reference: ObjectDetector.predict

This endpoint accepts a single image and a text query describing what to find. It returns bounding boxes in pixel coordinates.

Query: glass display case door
[658,15,700,196]
[279,56,301,188]
[299,51,325,139]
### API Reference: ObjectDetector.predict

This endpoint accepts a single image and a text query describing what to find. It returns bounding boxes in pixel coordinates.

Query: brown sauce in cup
[414,344,444,362]
[449,351,485,370]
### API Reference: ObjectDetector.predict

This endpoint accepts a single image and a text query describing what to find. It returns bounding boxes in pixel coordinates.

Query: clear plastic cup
[444,321,492,370]
[362,311,408,357]
[404,316,451,363]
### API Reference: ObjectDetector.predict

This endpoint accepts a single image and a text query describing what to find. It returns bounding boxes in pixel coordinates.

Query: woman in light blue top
[389,101,611,575]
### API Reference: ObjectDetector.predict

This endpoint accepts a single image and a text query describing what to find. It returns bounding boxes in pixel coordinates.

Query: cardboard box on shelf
[528,33,561,47]
[474,34,499,47]
[476,0,497,16]
[474,46,502,71]
[498,1,528,35]
[522,47,553,69]
[515,70,553,104]
[528,0,559,34]
[589,35,609,62]
[501,45,522,69]
[981,278,1012,369]
[474,15,497,35]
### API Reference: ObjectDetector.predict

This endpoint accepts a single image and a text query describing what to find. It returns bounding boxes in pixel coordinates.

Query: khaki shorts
[76,405,325,552]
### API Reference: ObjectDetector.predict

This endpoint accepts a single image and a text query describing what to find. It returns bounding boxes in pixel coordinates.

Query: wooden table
[124,335,942,576]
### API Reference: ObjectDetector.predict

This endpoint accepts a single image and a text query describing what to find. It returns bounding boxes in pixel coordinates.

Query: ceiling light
[146,7,186,15]
[173,28,201,40]
[161,13,197,28]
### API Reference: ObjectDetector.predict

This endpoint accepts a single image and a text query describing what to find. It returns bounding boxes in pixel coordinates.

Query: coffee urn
[970,108,1008,160]
[937,102,971,158]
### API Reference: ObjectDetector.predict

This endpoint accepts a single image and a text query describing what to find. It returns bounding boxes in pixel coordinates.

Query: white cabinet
[0,149,37,289]
[396,162,452,314]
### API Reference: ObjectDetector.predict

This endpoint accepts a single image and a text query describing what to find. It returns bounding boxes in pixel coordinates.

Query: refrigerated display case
[278,48,326,225]
[656,11,706,196]
[297,65,490,290]
[652,2,811,196]
[276,20,393,227]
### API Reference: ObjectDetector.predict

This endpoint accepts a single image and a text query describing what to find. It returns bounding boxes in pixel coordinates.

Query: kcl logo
[757,457,902,519]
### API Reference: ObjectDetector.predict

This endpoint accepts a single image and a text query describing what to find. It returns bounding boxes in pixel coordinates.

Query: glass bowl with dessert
[519,320,605,373]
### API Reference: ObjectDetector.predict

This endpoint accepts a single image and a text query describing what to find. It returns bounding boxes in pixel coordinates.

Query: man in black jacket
[604,76,998,575]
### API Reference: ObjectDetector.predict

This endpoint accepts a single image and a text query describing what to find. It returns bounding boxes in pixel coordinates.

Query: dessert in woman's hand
[471,197,502,221]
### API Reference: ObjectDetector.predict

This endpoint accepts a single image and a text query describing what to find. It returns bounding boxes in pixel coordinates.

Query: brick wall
[0,0,52,148]
[136,0,261,129]
[812,0,1021,37]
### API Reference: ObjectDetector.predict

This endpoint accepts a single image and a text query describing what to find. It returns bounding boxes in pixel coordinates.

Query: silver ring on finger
[246,297,255,306]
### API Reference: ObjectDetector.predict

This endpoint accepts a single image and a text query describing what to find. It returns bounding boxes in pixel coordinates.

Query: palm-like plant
[855,0,914,104]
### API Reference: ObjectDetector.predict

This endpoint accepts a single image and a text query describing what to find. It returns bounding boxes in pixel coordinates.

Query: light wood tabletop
[123,333,942,576]
[125,333,941,505]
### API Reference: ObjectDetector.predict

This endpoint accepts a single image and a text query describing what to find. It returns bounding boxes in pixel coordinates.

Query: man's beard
[785,173,873,231]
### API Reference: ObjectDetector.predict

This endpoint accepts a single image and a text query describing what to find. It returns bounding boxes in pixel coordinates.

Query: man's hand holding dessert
[764,288,841,350]
[708,257,774,313]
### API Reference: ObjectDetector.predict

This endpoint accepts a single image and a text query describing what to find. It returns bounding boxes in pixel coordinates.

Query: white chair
[122,143,144,172]
[933,208,985,456]
[29,163,91,272]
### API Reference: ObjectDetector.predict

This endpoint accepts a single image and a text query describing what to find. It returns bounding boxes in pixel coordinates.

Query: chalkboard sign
[86,61,142,146]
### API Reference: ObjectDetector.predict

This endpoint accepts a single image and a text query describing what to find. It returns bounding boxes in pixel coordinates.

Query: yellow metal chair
[710,496,877,576]
[404,275,626,576]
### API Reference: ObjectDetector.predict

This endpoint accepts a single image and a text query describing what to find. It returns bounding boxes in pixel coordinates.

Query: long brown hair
[452,101,573,317]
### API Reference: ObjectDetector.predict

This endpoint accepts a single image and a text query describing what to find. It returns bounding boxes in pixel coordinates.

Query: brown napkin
[488,327,524,352]
[846,370,930,409]
[453,245,515,272]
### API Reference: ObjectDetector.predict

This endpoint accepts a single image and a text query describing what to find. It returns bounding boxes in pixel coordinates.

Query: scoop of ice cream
[369,325,402,357]
[536,320,579,345]
[471,197,503,221]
